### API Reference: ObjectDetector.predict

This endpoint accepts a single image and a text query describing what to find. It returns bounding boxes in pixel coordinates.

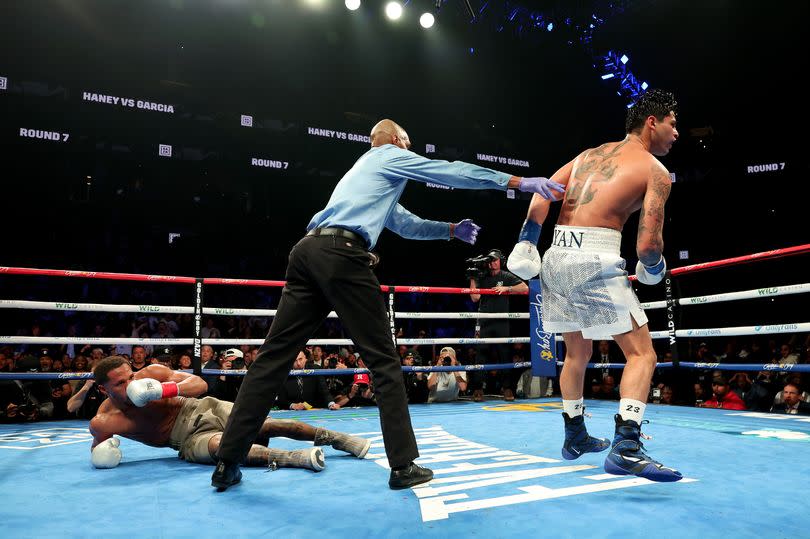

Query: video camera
[465,249,502,280]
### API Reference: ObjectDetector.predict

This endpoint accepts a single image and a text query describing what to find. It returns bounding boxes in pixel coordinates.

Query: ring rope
[2,242,808,289]
[4,319,808,347]
[5,279,809,316]
[639,282,810,311]
[649,322,810,339]
[0,362,536,381]
[0,300,529,319]
[6,360,810,382]
[0,267,517,295]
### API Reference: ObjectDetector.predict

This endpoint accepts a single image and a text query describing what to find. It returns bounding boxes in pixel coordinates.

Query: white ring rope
[6,282,808,317]
[0,300,527,320]
[4,321,810,347]
[2,282,807,346]
[640,282,810,310]
[0,299,195,314]
[648,322,810,340]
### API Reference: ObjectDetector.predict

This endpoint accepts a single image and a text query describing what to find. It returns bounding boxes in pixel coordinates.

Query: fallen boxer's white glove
[635,255,667,285]
[507,241,542,280]
[91,437,122,469]
[126,378,179,407]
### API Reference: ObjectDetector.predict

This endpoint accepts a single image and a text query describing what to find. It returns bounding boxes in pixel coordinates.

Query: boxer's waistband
[548,225,621,255]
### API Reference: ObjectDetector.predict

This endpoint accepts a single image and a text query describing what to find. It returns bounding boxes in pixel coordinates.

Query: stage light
[385,2,402,20]
[641,81,648,90]
[345,0,360,11]
[461,0,475,22]
[546,22,553,31]
[420,12,435,28]
[620,54,629,64]
[601,73,615,80]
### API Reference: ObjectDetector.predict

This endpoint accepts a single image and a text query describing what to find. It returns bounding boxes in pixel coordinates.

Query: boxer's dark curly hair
[93,355,128,385]
[625,89,678,134]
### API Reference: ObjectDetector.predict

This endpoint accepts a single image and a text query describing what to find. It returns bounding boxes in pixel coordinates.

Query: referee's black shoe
[389,462,433,489]
[211,459,242,492]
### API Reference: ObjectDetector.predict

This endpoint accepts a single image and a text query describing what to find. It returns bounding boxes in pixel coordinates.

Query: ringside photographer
[427,347,468,403]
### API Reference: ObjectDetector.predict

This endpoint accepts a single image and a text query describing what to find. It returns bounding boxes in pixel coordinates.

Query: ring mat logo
[0,427,91,450]
[482,403,562,412]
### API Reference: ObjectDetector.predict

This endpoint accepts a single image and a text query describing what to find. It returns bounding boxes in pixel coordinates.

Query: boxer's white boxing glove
[126,377,179,407]
[91,437,122,469]
[635,255,667,285]
[507,241,542,280]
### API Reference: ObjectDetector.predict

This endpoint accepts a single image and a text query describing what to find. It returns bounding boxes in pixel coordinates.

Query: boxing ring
[1,244,809,538]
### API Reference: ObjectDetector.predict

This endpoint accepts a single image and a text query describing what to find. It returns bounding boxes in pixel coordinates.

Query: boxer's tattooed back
[565,140,628,208]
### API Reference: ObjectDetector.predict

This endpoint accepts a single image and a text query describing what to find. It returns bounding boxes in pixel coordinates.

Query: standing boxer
[507,90,682,481]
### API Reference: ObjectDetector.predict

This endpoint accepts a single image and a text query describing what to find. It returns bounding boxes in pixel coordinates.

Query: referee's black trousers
[217,234,419,467]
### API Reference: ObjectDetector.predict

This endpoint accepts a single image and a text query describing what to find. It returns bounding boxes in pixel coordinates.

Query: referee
[212,118,565,491]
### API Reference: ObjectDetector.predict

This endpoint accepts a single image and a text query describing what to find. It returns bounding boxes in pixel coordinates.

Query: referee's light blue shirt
[307,144,512,250]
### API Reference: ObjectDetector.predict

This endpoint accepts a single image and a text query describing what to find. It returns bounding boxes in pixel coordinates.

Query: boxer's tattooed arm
[637,166,671,263]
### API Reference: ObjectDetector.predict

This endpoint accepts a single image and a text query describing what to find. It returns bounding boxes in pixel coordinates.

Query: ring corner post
[192,278,204,376]
[529,279,557,378]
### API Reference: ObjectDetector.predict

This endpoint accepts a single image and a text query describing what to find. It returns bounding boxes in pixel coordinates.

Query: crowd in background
[1,308,809,422]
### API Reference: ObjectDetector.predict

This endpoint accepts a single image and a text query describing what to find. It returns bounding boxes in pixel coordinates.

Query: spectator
[152,320,175,339]
[776,344,799,365]
[427,347,467,403]
[203,348,243,402]
[67,379,106,419]
[275,350,339,410]
[244,348,258,370]
[130,345,148,372]
[701,375,746,410]
[729,372,771,412]
[89,348,105,369]
[0,357,54,422]
[200,345,215,367]
[201,318,221,339]
[592,375,619,400]
[592,340,620,380]
[0,352,11,373]
[0,380,46,423]
[754,369,781,399]
[335,373,376,407]
[310,346,325,367]
[772,375,810,405]
[178,354,193,370]
[694,342,715,362]
[402,351,429,404]
[771,382,810,415]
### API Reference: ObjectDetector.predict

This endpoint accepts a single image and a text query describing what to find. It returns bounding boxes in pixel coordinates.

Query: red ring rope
[3,243,808,292]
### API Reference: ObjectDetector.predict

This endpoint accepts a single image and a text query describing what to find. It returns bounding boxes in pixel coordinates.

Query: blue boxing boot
[604,414,682,482]
[561,411,610,460]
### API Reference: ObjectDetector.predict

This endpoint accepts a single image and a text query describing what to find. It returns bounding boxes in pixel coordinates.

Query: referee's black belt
[306,227,368,249]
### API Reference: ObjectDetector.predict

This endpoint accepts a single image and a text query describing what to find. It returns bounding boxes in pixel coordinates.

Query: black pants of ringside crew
[217,233,419,467]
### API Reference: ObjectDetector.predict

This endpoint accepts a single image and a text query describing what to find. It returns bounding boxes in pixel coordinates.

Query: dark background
[1,0,807,325]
